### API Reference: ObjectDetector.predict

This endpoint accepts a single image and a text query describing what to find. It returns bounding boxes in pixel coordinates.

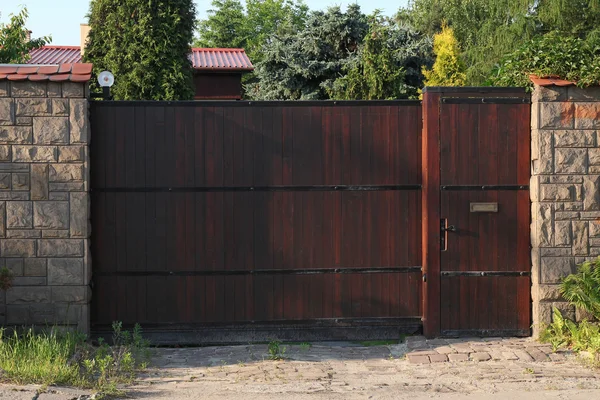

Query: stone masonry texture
[0,81,90,332]
[531,85,600,337]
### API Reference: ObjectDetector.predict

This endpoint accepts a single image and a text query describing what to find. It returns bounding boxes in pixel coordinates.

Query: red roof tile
[0,63,93,83]
[28,46,82,64]
[26,45,254,72]
[190,48,254,71]
[530,74,577,87]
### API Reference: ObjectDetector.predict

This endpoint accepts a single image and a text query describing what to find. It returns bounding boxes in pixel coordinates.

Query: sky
[1,0,409,46]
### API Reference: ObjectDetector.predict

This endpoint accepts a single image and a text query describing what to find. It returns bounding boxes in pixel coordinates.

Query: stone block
[52,99,69,116]
[0,98,14,124]
[580,211,600,219]
[49,192,69,201]
[7,230,41,238]
[37,239,84,257]
[540,102,574,129]
[41,230,69,238]
[48,259,83,285]
[0,239,35,257]
[583,175,600,210]
[589,149,600,166]
[532,130,553,174]
[574,102,600,129]
[31,164,48,200]
[554,221,572,246]
[13,146,57,163]
[0,173,11,189]
[0,202,5,238]
[541,257,575,283]
[555,202,583,211]
[533,86,567,102]
[0,146,10,161]
[0,82,9,97]
[15,98,52,116]
[58,146,84,162]
[29,304,56,324]
[554,130,596,147]
[572,221,589,255]
[24,258,46,277]
[49,163,83,182]
[541,247,571,256]
[568,86,600,101]
[33,116,69,144]
[11,82,46,97]
[49,182,85,192]
[541,184,573,201]
[555,211,579,220]
[62,83,85,98]
[533,285,563,301]
[33,202,69,229]
[5,258,23,276]
[11,173,29,191]
[6,305,29,324]
[554,148,587,174]
[6,201,32,228]
[51,286,88,303]
[12,277,46,286]
[6,287,50,304]
[16,117,32,126]
[533,203,553,247]
[69,99,89,143]
[70,192,88,238]
[0,192,29,201]
[47,82,61,98]
[0,126,32,144]
[591,221,600,237]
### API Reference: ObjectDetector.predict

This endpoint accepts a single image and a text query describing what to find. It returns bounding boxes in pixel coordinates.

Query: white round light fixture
[98,71,115,87]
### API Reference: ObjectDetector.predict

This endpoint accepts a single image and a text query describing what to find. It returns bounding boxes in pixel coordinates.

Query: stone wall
[0,80,90,333]
[531,85,600,336]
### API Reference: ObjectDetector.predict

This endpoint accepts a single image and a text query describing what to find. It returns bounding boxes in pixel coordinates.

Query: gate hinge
[422,273,427,283]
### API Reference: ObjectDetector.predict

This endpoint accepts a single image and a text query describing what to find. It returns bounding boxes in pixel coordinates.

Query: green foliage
[422,23,466,87]
[399,0,600,85]
[267,340,286,360]
[85,0,196,100]
[196,0,308,64]
[327,14,431,100]
[196,0,247,49]
[0,7,50,64]
[560,258,600,320]
[539,308,600,359]
[0,266,14,291]
[491,34,600,88]
[0,323,149,396]
[251,5,432,100]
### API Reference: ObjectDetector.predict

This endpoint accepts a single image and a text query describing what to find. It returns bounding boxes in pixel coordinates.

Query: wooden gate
[422,88,531,337]
[90,101,423,340]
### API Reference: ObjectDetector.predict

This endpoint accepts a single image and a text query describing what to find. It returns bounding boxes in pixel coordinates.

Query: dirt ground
[1,338,599,400]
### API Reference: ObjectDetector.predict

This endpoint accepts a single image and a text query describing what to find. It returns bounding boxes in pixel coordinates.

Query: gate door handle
[442,225,456,232]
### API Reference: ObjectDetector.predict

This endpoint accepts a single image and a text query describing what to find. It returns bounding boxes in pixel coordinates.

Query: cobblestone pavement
[2,337,599,399]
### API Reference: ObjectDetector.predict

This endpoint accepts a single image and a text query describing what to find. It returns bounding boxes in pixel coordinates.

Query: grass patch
[0,322,149,397]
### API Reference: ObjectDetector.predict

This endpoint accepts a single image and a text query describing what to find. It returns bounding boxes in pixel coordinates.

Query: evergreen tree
[85,0,196,100]
[0,7,50,64]
[328,14,432,99]
[422,23,466,87]
[196,0,247,49]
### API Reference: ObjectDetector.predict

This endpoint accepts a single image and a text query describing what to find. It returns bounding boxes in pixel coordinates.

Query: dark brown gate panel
[90,101,423,334]
[422,88,531,337]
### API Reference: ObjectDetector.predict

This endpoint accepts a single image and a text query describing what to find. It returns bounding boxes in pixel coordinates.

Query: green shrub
[561,258,600,321]
[490,32,600,88]
[539,307,600,358]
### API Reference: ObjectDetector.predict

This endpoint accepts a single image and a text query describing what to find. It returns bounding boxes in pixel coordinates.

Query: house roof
[26,46,254,72]
[529,74,576,87]
[29,46,82,64]
[0,63,93,82]
[189,48,254,71]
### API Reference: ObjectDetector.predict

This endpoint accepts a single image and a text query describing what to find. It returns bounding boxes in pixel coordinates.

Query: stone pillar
[531,84,600,336]
[0,80,90,333]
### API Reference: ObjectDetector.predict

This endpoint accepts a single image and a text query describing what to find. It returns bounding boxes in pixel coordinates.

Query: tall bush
[422,23,466,87]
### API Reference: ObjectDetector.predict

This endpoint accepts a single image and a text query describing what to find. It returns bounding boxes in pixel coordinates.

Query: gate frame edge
[422,89,442,338]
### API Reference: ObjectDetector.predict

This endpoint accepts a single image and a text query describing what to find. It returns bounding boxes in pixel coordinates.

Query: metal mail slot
[470,202,498,213]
